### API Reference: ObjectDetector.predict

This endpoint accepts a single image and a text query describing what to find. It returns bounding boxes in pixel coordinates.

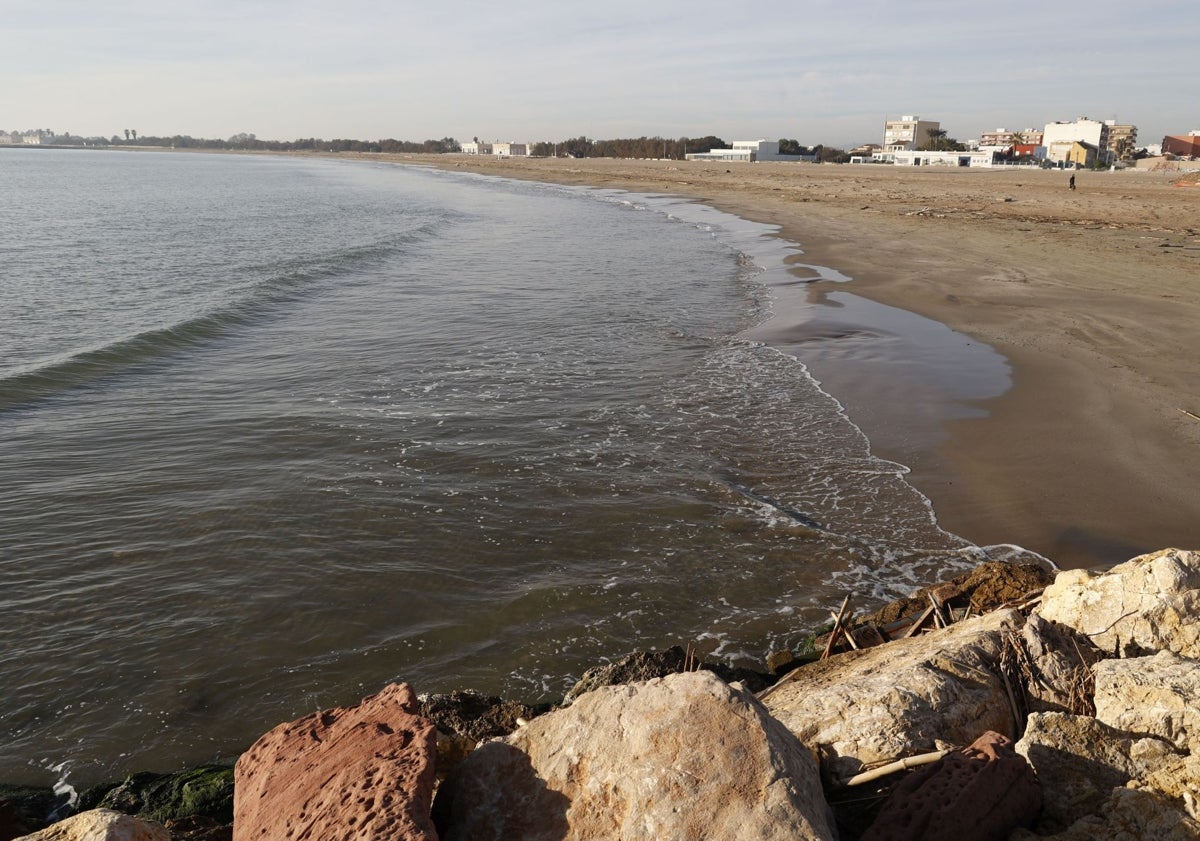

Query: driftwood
[822,595,853,660]
[1179,408,1200,422]
[846,748,952,786]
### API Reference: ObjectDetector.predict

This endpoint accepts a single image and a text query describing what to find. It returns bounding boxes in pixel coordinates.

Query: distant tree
[1007,131,1027,147]
[921,127,948,150]
[778,138,808,155]
[131,129,137,141]
[124,129,130,141]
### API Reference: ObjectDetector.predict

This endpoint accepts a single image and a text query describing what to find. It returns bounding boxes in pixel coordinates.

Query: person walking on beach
[1069,174,1076,191]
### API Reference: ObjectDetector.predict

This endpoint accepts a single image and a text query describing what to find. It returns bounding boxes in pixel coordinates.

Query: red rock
[233,683,438,841]
[859,731,1041,841]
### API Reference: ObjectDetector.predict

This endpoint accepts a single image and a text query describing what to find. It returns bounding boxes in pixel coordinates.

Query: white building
[890,149,996,168]
[491,142,528,157]
[461,141,492,155]
[685,139,814,162]
[883,115,940,152]
[1042,117,1109,163]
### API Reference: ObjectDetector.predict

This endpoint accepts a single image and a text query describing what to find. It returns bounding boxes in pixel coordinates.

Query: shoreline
[334,153,1200,569]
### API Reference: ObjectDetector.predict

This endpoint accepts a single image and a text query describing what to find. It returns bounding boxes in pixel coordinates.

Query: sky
[3,0,1196,149]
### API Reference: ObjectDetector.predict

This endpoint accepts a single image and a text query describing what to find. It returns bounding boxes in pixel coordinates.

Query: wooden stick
[1179,408,1200,422]
[902,606,937,638]
[821,595,852,660]
[928,594,947,628]
[846,749,952,786]
[830,609,860,650]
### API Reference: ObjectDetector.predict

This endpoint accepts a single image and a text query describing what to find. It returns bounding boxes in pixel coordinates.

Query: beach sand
[349,154,1198,569]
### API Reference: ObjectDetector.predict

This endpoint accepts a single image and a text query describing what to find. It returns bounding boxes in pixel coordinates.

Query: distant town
[3,114,1199,170]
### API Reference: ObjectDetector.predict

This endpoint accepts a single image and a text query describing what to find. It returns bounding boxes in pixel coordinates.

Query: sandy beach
[334,153,1200,570]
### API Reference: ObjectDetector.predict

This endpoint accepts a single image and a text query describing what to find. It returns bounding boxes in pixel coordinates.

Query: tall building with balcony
[883,115,940,152]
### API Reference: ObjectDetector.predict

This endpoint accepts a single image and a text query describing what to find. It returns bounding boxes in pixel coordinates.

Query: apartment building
[883,115,940,152]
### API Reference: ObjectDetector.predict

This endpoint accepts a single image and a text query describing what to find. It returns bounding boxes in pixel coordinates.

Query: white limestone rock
[1015,711,1182,831]
[16,809,169,841]
[761,608,1020,783]
[432,670,835,841]
[1093,650,1200,753]
[1037,548,1200,658]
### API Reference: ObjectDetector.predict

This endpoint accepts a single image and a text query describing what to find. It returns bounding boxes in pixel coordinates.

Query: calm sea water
[1,149,1036,787]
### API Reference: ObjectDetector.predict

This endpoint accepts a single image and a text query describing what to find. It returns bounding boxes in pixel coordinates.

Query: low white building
[491,142,528,157]
[461,141,492,155]
[890,149,996,168]
[686,139,814,162]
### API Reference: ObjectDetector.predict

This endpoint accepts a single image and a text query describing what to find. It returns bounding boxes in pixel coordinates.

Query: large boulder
[433,670,836,841]
[761,608,1021,782]
[1015,711,1182,831]
[1009,786,1200,841]
[1037,548,1200,658]
[859,731,1040,841]
[14,809,168,840]
[1093,650,1200,753]
[233,682,437,841]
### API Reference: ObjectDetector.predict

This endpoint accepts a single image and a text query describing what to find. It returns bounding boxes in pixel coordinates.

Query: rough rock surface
[562,645,769,703]
[1009,786,1200,841]
[1018,614,1102,715]
[1092,650,1200,753]
[762,608,1020,782]
[15,809,168,841]
[860,562,1053,628]
[859,731,1040,841]
[233,682,437,841]
[1037,548,1200,658]
[1015,711,1182,831]
[418,690,538,783]
[79,767,233,826]
[433,670,836,841]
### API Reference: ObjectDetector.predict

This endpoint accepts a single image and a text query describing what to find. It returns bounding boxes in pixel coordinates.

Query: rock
[417,690,535,744]
[1009,786,1200,841]
[1018,614,1103,715]
[859,731,1040,841]
[233,682,437,841]
[1037,547,1200,658]
[762,608,1021,782]
[859,562,1052,629]
[766,648,796,675]
[78,766,233,825]
[563,645,772,704]
[433,670,836,841]
[2,798,29,841]
[14,809,168,840]
[1093,650,1200,752]
[418,690,539,782]
[0,787,60,840]
[1015,711,1182,831]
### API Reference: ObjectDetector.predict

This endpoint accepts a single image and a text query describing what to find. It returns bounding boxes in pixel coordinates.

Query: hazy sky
[4,0,1195,147]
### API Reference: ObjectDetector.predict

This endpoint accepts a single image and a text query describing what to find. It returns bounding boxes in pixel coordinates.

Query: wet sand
[342,154,1199,569]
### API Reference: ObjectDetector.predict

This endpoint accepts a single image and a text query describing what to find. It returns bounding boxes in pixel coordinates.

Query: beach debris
[857,731,1041,841]
[846,748,952,787]
[1179,408,1200,422]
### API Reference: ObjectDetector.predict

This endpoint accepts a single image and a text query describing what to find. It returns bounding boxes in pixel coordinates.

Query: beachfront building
[1106,122,1138,161]
[891,149,996,168]
[491,142,528,157]
[1046,116,1128,165]
[461,141,492,155]
[685,139,815,162]
[979,127,1043,147]
[1065,141,1100,168]
[883,116,940,152]
[1162,131,1200,157]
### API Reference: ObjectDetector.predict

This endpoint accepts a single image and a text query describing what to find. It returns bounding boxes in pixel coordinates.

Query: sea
[0,148,1043,789]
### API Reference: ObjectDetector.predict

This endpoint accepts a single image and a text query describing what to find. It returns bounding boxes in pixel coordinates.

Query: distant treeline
[4,130,849,161]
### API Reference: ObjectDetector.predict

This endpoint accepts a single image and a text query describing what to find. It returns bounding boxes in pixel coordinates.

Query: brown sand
[340,153,1199,569]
